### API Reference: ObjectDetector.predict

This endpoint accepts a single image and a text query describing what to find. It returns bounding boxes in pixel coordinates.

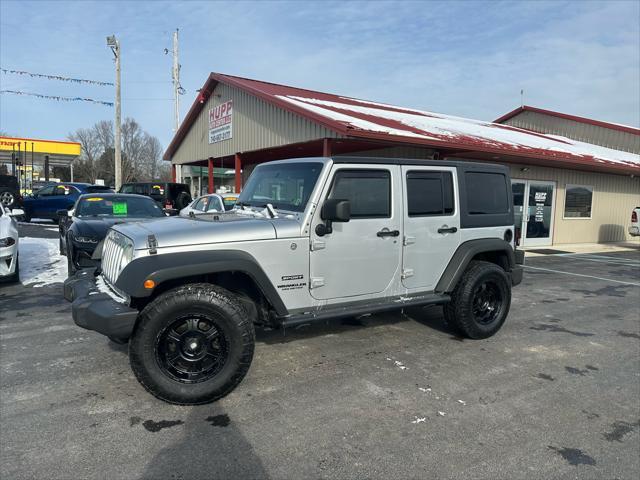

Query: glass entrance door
[511,180,556,247]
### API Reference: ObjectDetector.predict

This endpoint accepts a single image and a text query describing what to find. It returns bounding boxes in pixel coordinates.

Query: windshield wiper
[257,204,277,218]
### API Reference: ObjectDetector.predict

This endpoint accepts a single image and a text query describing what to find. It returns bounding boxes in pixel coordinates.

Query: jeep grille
[101,230,133,284]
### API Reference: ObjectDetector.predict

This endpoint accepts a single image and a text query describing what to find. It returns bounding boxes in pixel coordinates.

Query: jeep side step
[279,292,451,328]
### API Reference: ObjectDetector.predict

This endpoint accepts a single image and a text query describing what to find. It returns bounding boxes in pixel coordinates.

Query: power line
[0,90,113,106]
[1,68,113,86]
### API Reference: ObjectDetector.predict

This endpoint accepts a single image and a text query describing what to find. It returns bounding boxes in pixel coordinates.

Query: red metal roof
[164,73,639,174]
[494,105,640,136]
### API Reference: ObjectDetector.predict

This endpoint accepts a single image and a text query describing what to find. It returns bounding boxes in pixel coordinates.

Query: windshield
[237,162,323,213]
[76,196,165,218]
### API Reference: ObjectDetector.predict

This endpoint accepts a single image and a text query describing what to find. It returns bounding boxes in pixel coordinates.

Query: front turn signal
[144,279,156,290]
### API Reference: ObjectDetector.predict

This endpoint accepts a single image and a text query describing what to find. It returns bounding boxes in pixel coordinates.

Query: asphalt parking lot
[1,225,639,480]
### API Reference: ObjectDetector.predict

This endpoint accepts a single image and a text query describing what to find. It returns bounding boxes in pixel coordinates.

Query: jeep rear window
[465,172,509,215]
[406,171,454,216]
[238,162,323,213]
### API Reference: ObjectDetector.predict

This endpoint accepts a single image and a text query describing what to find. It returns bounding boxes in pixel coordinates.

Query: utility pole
[172,29,180,132]
[107,35,122,190]
[171,28,182,183]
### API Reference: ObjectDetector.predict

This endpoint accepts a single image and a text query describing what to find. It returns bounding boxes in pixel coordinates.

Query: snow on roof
[276,95,640,170]
[165,73,639,173]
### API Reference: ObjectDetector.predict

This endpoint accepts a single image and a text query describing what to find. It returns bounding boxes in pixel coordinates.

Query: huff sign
[208,100,233,144]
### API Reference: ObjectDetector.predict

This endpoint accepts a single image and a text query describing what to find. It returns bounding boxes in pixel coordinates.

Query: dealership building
[164,73,640,247]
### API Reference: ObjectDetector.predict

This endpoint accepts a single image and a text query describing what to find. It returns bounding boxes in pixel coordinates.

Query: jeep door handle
[377,229,400,237]
[437,226,458,234]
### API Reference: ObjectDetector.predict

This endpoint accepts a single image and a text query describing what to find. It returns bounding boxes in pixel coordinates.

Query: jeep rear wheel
[443,260,511,339]
[129,283,255,405]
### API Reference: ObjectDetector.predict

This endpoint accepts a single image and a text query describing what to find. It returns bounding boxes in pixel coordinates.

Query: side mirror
[56,209,68,218]
[321,199,351,222]
[316,199,350,236]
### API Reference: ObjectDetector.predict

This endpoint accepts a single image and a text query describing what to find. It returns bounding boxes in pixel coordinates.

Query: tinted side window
[37,186,55,196]
[465,172,509,215]
[329,169,391,218]
[407,171,454,216]
[120,185,135,194]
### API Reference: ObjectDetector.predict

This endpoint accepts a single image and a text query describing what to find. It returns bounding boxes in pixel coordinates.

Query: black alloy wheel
[156,314,229,383]
[471,281,502,325]
[0,190,15,208]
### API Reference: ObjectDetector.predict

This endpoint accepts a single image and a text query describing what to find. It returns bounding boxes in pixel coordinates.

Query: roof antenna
[520,89,524,107]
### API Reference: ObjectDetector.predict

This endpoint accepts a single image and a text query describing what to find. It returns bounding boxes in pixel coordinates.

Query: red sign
[209,100,233,129]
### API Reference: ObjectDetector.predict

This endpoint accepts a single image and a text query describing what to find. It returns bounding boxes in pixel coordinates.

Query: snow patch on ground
[19,237,67,287]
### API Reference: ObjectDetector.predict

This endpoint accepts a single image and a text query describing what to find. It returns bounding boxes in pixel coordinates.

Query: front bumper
[629,226,640,237]
[0,244,18,277]
[64,269,138,341]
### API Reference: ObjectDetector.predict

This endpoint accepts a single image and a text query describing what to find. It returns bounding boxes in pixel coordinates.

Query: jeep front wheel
[129,283,255,405]
[443,260,511,339]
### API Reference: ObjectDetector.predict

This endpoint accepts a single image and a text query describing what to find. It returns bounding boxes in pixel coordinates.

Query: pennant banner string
[0,90,114,106]
[1,68,113,86]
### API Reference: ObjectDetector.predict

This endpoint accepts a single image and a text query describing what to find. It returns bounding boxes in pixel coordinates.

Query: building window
[564,185,593,219]
[406,171,454,216]
[329,169,391,218]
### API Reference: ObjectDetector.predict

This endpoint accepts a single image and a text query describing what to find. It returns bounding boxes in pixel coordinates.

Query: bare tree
[69,118,165,185]
[68,127,103,183]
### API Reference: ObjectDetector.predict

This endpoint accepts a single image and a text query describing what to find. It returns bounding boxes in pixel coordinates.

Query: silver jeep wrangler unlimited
[64,157,524,404]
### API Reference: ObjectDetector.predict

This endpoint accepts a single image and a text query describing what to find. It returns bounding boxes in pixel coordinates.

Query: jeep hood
[111,213,300,249]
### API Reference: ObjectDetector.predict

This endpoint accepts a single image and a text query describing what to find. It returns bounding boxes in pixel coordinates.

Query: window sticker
[112,201,128,215]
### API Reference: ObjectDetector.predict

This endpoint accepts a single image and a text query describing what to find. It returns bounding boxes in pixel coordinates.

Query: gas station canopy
[0,136,81,190]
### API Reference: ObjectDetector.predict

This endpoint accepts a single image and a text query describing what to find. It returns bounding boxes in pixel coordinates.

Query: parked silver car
[179,193,225,217]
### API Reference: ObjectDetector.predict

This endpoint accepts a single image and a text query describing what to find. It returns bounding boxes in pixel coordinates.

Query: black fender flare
[435,238,515,293]
[114,250,288,316]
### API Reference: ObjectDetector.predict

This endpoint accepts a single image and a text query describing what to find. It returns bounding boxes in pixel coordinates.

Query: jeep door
[401,166,461,290]
[309,165,402,300]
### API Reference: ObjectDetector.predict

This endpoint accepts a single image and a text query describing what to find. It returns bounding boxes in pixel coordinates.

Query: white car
[179,193,225,217]
[0,204,20,282]
[629,207,640,237]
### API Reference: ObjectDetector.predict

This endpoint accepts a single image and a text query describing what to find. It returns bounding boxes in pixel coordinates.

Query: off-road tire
[443,260,511,339]
[129,283,255,405]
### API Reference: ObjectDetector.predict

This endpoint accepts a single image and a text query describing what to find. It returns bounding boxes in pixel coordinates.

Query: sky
[1,0,639,152]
